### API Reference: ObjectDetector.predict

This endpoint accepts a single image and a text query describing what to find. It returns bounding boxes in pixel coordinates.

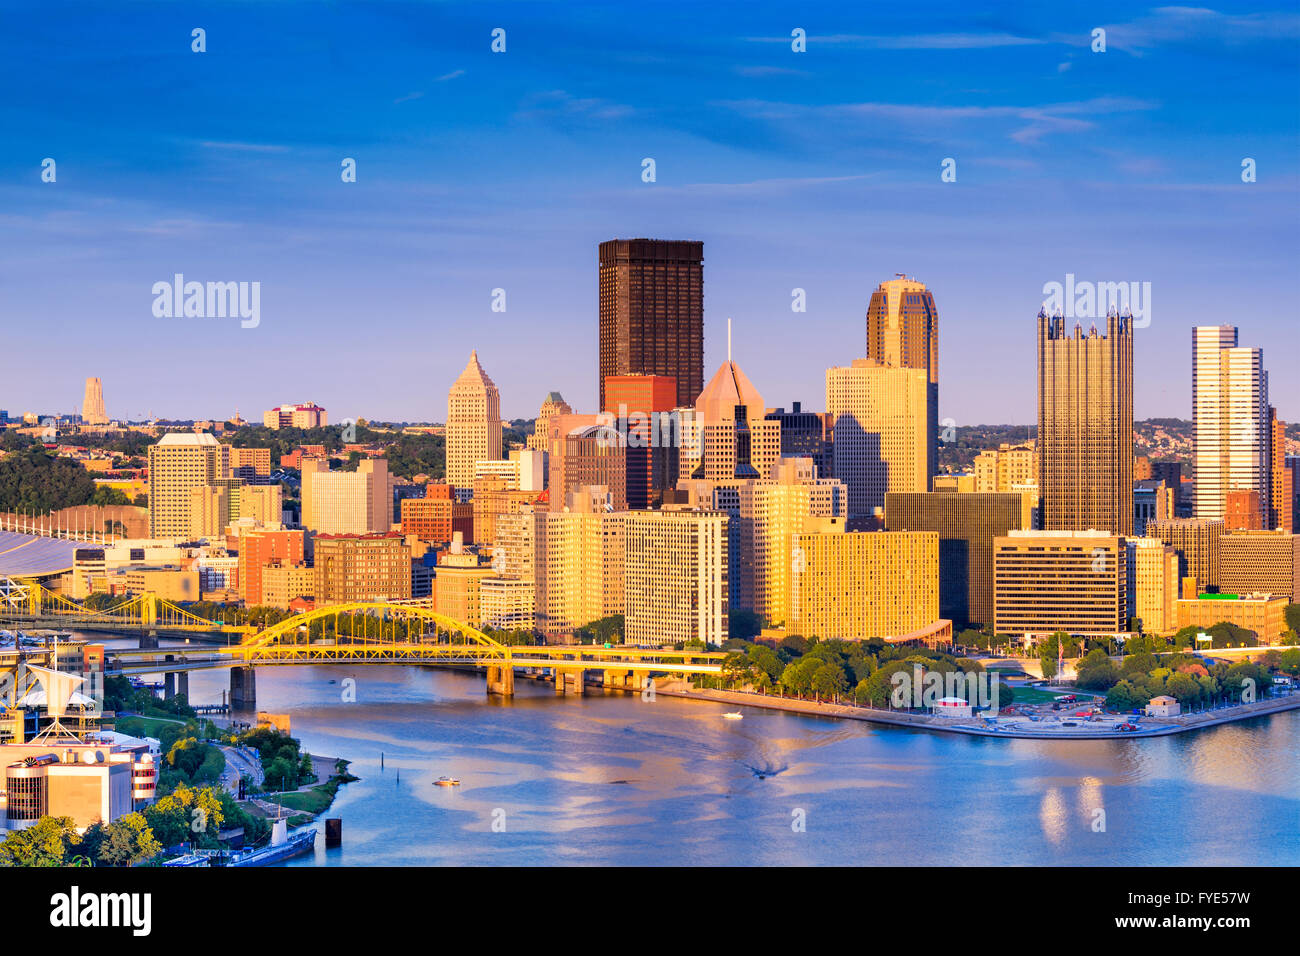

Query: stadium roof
[0,530,82,577]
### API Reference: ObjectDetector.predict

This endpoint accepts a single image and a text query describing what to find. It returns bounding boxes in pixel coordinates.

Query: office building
[1269,408,1289,531]
[260,563,316,610]
[1145,517,1224,595]
[479,578,536,632]
[993,530,1128,637]
[1128,537,1181,635]
[546,414,627,512]
[228,447,272,477]
[680,358,781,484]
[885,491,1031,629]
[433,536,494,627]
[598,238,704,411]
[1175,593,1288,644]
[787,522,941,642]
[826,359,931,520]
[527,392,573,451]
[446,350,502,488]
[765,402,833,480]
[1193,325,1268,526]
[865,276,939,480]
[1220,530,1300,600]
[1037,311,1134,534]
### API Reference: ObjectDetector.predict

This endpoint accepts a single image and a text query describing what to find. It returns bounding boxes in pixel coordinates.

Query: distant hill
[941,418,1299,474]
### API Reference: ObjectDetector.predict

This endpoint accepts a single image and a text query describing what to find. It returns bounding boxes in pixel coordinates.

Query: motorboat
[721,712,743,720]
[434,776,461,787]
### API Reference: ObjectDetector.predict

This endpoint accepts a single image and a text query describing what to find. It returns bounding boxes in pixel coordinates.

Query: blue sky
[1,2,1297,425]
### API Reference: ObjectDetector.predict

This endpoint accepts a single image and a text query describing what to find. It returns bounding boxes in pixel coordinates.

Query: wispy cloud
[437,69,465,82]
[198,141,289,153]
[734,65,810,78]
[745,32,1046,49]
[393,91,425,105]
[515,89,634,124]
[1055,6,1300,55]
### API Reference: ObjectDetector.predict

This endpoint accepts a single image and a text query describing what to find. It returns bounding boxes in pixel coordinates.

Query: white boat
[722,712,743,720]
[433,776,461,787]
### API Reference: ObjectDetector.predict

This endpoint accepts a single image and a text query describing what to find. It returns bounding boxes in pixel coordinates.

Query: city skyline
[3,3,1297,423]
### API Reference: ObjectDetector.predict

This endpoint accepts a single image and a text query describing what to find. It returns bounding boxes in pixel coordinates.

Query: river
[129,649,1298,867]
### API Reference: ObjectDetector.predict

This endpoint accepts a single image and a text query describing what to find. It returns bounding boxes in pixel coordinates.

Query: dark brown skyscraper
[598,238,704,411]
[1037,310,1134,535]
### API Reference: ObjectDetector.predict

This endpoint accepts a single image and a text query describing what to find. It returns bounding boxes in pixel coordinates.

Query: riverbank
[657,683,1300,738]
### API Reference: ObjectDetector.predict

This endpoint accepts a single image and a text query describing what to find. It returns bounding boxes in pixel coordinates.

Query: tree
[728,609,763,641]
[810,661,848,702]
[0,816,80,866]
[1165,672,1201,710]
[96,813,162,866]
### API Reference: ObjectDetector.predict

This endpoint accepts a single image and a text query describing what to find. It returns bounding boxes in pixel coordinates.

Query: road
[219,744,265,791]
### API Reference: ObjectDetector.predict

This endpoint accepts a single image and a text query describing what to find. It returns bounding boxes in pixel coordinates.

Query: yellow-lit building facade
[994,530,1128,637]
[788,523,939,641]
[623,509,728,647]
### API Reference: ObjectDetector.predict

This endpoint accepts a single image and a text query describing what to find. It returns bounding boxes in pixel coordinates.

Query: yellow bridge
[104,601,727,704]
[0,577,253,635]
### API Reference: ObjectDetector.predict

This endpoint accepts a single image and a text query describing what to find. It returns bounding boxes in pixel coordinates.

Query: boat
[434,776,460,787]
[216,823,316,867]
[721,712,743,720]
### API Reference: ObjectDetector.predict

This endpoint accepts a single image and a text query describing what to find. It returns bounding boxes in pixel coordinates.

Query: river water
[142,652,1298,867]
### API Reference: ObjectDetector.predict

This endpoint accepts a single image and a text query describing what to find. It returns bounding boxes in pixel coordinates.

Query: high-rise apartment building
[1145,517,1224,595]
[598,238,704,411]
[534,491,626,641]
[826,359,931,520]
[993,530,1129,637]
[314,532,411,605]
[1193,325,1268,526]
[446,350,502,488]
[82,377,107,425]
[865,276,939,479]
[787,522,940,642]
[301,458,391,535]
[736,457,846,628]
[147,433,230,539]
[885,491,1031,629]
[228,447,272,477]
[623,509,728,647]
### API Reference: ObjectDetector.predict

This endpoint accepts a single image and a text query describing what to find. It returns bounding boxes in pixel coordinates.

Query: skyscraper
[446,350,502,487]
[301,458,391,535]
[866,276,939,476]
[826,359,931,520]
[598,238,704,410]
[146,433,229,539]
[1037,311,1134,535]
[1192,325,1268,525]
[82,377,107,425]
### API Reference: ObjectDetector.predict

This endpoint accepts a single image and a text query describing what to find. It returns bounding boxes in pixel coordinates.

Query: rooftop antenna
[727,317,733,363]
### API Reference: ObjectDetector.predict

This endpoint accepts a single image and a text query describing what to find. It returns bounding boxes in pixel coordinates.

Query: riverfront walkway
[657,684,1300,739]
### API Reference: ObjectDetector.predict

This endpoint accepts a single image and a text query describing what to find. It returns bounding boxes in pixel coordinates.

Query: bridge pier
[602,669,630,690]
[164,672,176,699]
[230,666,257,709]
[140,630,158,650]
[177,671,189,701]
[485,665,515,697]
[555,668,585,696]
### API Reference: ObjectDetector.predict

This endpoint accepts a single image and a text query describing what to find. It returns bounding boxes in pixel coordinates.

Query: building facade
[1193,325,1269,526]
[993,530,1129,637]
[623,509,728,647]
[1037,311,1134,535]
[446,350,503,488]
[598,238,704,411]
